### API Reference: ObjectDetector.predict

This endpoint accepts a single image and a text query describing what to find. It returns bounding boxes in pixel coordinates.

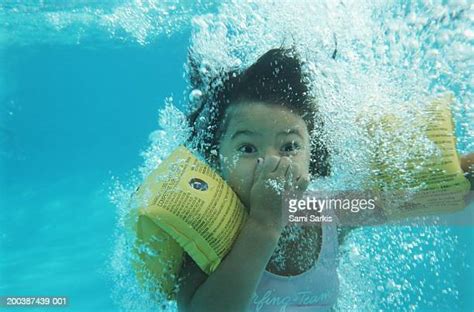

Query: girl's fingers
[284,161,292,178]
[263,157,309,194]
[269,157,291,181]
[289,162,300,183]
[295,173,310,193]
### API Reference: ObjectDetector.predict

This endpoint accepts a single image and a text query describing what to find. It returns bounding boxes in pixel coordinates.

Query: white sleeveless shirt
[249,214,339,312]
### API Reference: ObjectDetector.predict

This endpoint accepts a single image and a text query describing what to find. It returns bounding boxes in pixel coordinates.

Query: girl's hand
[248,156,310,234]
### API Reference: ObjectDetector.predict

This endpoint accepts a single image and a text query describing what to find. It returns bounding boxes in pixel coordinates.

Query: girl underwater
[173,48,474,312]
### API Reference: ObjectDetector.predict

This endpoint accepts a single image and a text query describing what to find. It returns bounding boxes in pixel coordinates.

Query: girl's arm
[177,217,280,312]
[178,156,297,312]
[334,154,474,236]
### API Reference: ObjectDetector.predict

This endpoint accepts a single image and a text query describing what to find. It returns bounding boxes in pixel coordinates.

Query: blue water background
[0,33,189,311]
[1,17,473,312]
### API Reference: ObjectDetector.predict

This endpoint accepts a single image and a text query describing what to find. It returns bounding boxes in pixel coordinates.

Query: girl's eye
[238,144,257,154]
[282,141,301,153]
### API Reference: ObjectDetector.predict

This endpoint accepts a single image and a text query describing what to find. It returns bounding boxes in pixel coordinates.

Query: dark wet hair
[185,48,330,178]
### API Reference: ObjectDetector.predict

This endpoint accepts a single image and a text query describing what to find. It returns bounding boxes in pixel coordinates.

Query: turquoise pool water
[0,40,189,311]
[1,1,473,311]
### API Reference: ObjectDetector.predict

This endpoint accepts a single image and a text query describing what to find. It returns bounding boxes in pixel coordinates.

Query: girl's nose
[260,147,281,159]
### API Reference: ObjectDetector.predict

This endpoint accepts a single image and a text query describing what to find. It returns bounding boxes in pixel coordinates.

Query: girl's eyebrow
[277,128,304,139]
[231,128,303,140]
[231,130,261,140]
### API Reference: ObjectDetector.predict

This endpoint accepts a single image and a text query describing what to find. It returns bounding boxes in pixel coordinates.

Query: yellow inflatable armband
[130,145,248,300]
[365,93,471,219]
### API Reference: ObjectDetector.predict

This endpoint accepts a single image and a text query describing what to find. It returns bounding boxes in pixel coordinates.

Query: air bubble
[188,89,203,102]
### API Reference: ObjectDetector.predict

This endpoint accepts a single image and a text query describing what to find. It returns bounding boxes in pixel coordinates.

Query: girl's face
[217,101,311,210]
